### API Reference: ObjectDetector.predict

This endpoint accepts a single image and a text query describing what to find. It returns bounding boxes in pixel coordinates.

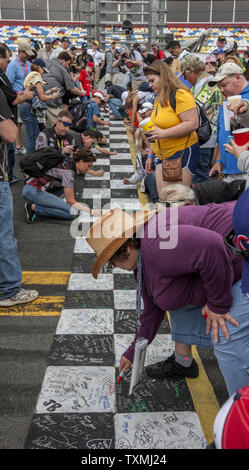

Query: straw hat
[86,208,155,279]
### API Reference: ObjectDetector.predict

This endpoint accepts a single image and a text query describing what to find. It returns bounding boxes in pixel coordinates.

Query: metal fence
[0,1,249,46]
[1,0,249,24]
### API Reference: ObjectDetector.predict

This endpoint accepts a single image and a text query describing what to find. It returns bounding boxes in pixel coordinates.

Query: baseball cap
[138,101,154,114]
[180,54,204,75]
[138,102,154,114]
[81,42,88,50]
[205,55,217,64]
[214,385,249,449]
[32,58,49,73]
[208,62,243,86]
[93,91,105,102]
[212,48,225,55]
[218,35,226,42]
[61,36,71,43]
[151,41,158,46]
[18,40,33,57]
[87,61,94,69]
[120,46,128,54]
[233,189,249,296]
[45,38,52,44]
[92,40,99,46]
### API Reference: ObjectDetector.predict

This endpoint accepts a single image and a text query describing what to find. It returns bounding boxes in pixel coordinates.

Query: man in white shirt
[37,38,54,63]
[88,40,105,90]
[50,37,71,60]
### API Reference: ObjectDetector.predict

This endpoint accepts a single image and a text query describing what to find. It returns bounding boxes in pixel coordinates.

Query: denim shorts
[169,280,249,396]
[155,141,200,175]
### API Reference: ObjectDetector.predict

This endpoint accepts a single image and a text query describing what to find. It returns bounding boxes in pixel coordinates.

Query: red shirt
[153,49,165,60]
[79,69,93,97]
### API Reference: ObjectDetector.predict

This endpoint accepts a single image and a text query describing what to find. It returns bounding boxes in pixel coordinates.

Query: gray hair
[160,183,195,206]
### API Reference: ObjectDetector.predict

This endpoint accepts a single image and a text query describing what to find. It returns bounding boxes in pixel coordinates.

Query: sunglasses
[224,229,249,260]
[58,119,72,128]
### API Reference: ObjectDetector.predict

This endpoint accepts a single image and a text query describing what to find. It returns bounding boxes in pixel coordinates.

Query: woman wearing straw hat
[86,204,249,397]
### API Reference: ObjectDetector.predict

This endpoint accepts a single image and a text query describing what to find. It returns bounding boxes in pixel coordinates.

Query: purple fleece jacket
[124,201,242,362]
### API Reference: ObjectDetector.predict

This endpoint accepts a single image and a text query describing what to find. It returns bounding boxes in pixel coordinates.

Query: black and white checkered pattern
[24,111,207,450]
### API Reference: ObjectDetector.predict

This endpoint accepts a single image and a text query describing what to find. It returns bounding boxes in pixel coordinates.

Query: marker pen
[117,369,126,384]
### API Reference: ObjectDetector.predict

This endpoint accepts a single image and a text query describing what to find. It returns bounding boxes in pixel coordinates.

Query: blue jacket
[218,83,249,174]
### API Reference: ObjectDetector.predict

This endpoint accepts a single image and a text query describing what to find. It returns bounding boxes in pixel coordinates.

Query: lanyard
[16,56,28,77]
[57,138,64,149]
[136,249,143,336]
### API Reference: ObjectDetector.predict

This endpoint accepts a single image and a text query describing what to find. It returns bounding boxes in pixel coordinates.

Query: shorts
[154,141,200,175]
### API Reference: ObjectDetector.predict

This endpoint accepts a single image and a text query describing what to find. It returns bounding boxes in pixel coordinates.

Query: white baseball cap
[138,102,154,114]
[93,91,105,102]
[208,62,243,86]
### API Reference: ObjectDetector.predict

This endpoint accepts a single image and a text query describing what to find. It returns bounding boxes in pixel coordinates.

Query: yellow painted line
[167,312,219,444]
[186,347,220,445]
[22,271,71,285]
[0,296,64,316]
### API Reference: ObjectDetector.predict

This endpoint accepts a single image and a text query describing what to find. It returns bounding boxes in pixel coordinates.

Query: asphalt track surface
[0,118,229,454]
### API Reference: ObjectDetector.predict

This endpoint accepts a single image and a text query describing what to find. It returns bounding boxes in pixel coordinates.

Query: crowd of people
[1,31,249,448]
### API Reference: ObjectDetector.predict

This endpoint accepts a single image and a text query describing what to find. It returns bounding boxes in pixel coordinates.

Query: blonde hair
[160,183,195,206]
[144,60,190,107]
[134,128,145,154]
[223,55,243,69]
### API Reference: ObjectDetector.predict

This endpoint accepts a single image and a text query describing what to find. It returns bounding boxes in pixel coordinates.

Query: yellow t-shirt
[151,89,198,159]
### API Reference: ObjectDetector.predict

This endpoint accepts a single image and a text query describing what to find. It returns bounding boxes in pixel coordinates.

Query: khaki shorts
[46,106,63,126]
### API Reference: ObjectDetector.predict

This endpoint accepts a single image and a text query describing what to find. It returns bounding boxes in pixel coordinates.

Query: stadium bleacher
[0,23,249,55]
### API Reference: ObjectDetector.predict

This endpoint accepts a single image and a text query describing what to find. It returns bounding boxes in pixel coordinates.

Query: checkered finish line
[24,112,207,450]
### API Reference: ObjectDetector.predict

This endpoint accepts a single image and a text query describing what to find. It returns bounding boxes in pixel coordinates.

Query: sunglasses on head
[58,119,72,128]
[224,229,249,260]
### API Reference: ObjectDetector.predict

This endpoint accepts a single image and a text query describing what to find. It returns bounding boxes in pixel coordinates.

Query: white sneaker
[0,289,38,307]
[15,146,27,155]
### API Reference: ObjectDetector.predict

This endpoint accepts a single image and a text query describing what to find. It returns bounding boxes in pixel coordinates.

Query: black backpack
[69,101,89,133]
[169,90,212,146]
[19,147,63,178]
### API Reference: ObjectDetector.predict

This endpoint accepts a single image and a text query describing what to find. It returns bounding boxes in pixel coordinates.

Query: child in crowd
[123,127,159,204]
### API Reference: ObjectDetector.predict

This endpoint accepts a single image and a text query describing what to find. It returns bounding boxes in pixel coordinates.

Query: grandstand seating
[0,24,248,54]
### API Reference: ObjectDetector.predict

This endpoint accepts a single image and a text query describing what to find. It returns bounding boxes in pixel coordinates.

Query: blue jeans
[122,73,131,90]
[192,147,214,184]
[108,98,125,118]
[144,172,159,203]
[23,184,78,220]
[0,182,22,300]
[170,281,249,396]
[7,143,16,180]
[19,103,40,154]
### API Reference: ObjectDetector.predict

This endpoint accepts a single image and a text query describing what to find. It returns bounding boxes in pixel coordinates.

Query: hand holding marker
[117,369,126,384]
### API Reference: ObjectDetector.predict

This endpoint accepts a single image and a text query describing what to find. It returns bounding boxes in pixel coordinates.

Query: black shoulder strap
[169,90,176,111]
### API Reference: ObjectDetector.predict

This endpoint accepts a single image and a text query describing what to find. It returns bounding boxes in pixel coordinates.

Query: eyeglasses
[160,200,187,208]
[58,119,72,128]
[224,229,249,260]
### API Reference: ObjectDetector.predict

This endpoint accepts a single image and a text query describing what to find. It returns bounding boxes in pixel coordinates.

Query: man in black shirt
[104,80,126,120]
[140,46,157,65]
[75,42,94,71]
[0,88,38,307]
[0,43,34,183]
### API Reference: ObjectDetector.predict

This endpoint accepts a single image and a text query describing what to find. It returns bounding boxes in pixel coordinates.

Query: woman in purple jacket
[86,201,249,397]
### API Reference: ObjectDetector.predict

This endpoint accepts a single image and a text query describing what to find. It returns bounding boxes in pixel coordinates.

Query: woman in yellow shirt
[144,61,200,197]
